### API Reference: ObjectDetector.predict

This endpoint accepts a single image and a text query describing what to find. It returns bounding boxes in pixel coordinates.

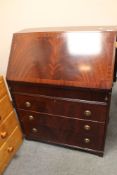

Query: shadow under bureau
[6,27,117,156]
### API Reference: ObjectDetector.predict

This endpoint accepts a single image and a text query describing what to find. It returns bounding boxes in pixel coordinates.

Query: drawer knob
[84,110,92,117]
[25,102,31,108]
[32,128,38,133]
[84,138,90,144]
[84,125,91,131]
[29,115,34,120]
[7,146,14,153]
[1,131,7,139]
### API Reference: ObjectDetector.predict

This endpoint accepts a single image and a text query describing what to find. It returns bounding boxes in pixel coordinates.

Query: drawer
[18,109,105,151]
[0,126,23,174]
[13,93,107,122]
[0,77,6,100]
[0,96,13,125]
[0,111,19,147]
[8,81,109,102]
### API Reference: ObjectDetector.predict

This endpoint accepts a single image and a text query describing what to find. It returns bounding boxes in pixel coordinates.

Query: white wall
[0,0,117,76]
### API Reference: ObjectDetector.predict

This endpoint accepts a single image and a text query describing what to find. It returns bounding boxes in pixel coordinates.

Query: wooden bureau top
[6,28,117,90]
[18,26,117,32]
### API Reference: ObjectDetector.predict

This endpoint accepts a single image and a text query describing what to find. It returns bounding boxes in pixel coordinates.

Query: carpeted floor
[4,83,117,175]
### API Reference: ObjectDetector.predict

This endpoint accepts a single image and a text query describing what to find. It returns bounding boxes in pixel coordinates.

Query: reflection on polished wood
[6,27,117,156]
[7,28,116,90]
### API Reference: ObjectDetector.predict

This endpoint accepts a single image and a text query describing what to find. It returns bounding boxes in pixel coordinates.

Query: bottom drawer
[18,109,106,152]
[0,126,23,174]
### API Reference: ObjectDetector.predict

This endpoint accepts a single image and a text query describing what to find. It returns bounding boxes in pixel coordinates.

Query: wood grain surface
[0,76,7,100]
[7,29,116,89]
[6,28,117,156]
[13,93,107,122]
[17,109,105,151]
[0,76,23,174]
[0,126,23,174]
[0,96,13,126]
[0,111,18,147]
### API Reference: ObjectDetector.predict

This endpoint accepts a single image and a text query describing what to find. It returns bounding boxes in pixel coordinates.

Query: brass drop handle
[1,131,7,139]
[7,146,14,153]
[29,115,34,120]
[25,102,31,108]
[84,125,91,131]
[32,128,38,133]
[84,110,92,117]
[84,138,90,144]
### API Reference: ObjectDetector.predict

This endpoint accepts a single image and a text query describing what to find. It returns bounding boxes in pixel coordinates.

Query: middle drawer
[13,93,107,122]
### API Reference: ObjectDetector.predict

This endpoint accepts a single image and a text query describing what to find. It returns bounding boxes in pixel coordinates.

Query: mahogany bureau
[6,27,117,156]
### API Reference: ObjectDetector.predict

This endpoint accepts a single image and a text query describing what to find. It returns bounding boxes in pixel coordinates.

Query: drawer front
[13,93,107,122]
[0,77,6,100]
[18,109,105,151]
[8,81,109,102]
[0,111,19,147]
[0,96,13,125]
[0,126,23,174]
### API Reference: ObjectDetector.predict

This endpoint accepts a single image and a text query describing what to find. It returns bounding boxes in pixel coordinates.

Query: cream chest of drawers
[0,76,23,174]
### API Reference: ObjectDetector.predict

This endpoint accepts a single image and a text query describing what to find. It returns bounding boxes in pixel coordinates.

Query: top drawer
[8,81,110,102]
[12,93,107,122]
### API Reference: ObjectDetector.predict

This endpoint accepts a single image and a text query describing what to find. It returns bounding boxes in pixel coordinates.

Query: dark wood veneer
[7,30,116,90]
[8,81,110,102]
[12,93,107,122]
[6,27,117,156]
[17,109,105,151]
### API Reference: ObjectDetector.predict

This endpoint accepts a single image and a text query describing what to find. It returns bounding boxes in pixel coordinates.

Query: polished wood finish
[7,29,116,90]
[0,111,18,147]
[0,76,7,101]
[8,81,110,102]
[0,96,13,125]
[6,28,117,156]
[0,126,23,174]
[12,93,107,122]
[17,109,105,151]
[0,76,23,174]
